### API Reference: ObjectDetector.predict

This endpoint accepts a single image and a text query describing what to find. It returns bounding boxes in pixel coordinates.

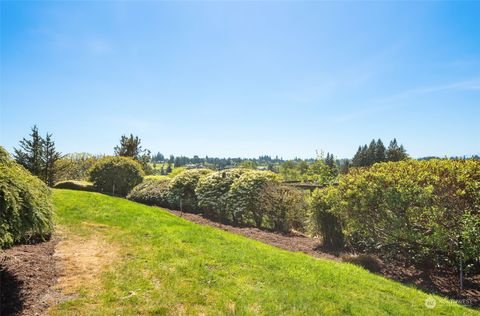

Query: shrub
[168,169,212,212]
[310,187,344,250]
[0,146,53,248]
[127,178,171,207]
[54,153,99,182]
[228,170,278,227]
[89,156,144,196]
[341,254,383,273]
[196,169,246,221]
[319,159,480,270]
[258,182,309,233]
[53,180,96,192]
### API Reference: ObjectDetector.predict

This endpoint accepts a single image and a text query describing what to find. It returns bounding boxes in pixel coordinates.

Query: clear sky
[1,1,479,159]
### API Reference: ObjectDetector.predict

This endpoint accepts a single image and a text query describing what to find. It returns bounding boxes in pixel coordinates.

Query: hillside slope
[51,189,477,315]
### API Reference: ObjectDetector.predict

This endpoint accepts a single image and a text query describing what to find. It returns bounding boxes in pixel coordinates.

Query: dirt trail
[0,225,118,316]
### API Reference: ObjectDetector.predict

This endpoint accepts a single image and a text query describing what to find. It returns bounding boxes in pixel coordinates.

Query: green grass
[52,189,477,315]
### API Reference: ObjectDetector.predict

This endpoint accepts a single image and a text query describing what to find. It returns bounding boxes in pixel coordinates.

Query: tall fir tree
[43,133,61,186]
[366,139,377,166]
[352,146,363,167]
[386,138,408,161]
[375,139,386,163]
[14,125,44,177]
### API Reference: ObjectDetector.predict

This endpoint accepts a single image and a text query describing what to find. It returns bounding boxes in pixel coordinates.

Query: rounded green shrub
[127,178,171,207]
[168,169,212,213]
[0,146,53,248]
[53,180,96,192]
[228,170,278,227]
[89,156,144,196]
[196,169,246,221]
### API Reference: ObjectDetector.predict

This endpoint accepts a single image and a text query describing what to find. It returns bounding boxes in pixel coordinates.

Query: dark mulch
[0,237,59,316]
[167,208,480,309]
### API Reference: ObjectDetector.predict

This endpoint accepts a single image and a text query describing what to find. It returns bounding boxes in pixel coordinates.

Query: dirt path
[0,227,118,316]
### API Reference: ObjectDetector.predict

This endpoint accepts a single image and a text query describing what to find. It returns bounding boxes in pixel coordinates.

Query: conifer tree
[375,139,386,163]
[14,125,44,178]
[366,140,377,166]
[43,133,61,186]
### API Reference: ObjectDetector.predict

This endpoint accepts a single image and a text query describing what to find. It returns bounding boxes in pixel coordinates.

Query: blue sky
[1,1,479,159]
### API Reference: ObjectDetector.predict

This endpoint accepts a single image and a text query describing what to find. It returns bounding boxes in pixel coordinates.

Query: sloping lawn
[51,189,477,315]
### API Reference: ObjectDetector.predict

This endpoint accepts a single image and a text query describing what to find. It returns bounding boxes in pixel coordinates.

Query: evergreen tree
[352,146,363,167]
[375,139,386,163]
[386,138,409,162]
[114,134,143,158]
[366,140,377,166]
[14,125,44,178]
[43,133,61,186]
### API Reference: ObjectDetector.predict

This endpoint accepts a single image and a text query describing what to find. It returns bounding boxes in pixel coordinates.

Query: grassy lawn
[51,189,477,315]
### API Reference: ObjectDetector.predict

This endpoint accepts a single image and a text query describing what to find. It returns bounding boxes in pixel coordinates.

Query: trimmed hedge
[312,159,480,271]
[53,180,96,192]
[168,169,213,212]
[127,178,171,207]
[196,169,246,221]
[0,146,53,248]
[89,156,144,196]
[228,170,278,227]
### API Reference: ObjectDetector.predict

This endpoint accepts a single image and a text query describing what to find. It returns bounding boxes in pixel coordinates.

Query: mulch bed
[167,208,480,309]
[0,237,59,316]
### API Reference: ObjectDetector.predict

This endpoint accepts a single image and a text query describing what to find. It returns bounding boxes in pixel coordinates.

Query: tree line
[351,138,408,167]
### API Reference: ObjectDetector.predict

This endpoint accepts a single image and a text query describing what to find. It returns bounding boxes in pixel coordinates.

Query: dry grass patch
[53,226,119,295]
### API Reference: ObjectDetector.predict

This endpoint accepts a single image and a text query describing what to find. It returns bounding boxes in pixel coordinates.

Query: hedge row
[312,159,480,271]
[127,168,309,232]
[0,146,54,248]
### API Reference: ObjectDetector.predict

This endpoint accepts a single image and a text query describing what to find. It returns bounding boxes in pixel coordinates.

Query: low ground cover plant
[53,180,96,192]
[0,146,53,248]
[89,156,144,196]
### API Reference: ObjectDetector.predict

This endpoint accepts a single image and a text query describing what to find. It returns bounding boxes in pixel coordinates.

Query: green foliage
[52,189,475,315]
[53,180,96,192]
[114,134,153,175]
[127,178,171,207]
[301,159,336,185]
[196,169,246,221]
[352,138,408,167]
[167,169,213,212]
[228,170,278,226]
[0,146,53,248]
[310,186,345,250]
[319,159,480,270]
[89,156,144,196]
[14,125,61,186]
[54,153,99,182]
[258,182,309,233]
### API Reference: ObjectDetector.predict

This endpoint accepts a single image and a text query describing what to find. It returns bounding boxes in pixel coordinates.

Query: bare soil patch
[166,208,480,308]
[53,231,118,296]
